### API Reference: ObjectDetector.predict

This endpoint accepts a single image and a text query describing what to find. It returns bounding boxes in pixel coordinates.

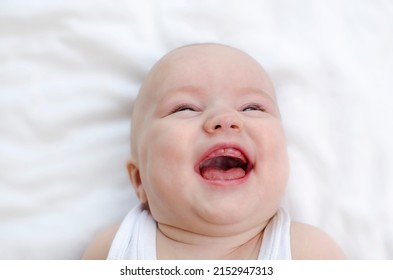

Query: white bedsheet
[1,0,392,259]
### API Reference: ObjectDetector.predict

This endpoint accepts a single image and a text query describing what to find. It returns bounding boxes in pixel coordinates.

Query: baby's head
[128,43,289,236]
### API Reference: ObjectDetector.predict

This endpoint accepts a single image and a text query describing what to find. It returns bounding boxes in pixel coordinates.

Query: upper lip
[195,142,253,174]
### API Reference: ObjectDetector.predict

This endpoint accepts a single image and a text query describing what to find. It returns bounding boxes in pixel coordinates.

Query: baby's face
[130,44,289,236]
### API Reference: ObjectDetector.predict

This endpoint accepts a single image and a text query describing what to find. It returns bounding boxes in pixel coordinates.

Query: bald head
[130,43,277,159]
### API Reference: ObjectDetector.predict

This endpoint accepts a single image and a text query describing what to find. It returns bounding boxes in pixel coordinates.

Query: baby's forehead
[155,44,261,72]
[147,45,273,92]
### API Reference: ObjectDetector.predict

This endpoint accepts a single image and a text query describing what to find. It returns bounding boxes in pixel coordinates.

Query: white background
[1,0,392,259]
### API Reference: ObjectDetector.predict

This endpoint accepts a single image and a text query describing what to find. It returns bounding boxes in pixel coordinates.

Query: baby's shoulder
[82,224,120,260]
[290,222,346,259]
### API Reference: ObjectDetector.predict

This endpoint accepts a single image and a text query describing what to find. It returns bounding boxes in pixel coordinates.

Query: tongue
[201,167,246,181]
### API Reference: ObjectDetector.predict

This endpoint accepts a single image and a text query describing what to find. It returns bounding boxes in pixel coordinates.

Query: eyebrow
[164,85,204,98]
[236,86,277,103]
[163,85,276,103]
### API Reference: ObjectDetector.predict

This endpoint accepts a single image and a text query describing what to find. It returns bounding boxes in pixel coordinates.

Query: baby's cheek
[264,124,288,156]
[257,124,289,188]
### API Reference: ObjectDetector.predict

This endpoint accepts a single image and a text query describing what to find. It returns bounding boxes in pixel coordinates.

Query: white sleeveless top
[107,204,292,260]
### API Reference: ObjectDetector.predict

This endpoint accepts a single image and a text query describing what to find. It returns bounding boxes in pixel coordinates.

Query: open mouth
[197,147,252,181]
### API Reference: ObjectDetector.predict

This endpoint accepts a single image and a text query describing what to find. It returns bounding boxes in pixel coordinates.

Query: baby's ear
[126,159,148,204]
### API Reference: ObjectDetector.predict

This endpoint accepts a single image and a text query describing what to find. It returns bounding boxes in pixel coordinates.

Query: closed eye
[242,103,266,112]
[170,104,199,114]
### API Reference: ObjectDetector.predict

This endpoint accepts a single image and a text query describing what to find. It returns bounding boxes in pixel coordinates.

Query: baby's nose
[203,111,243,134]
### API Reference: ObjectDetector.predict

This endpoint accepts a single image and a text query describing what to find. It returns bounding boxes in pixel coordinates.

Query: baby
[83,43,345,260]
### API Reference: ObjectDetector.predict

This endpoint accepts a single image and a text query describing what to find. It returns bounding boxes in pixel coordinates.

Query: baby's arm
[290,222,346,259]
[82,224,120,260]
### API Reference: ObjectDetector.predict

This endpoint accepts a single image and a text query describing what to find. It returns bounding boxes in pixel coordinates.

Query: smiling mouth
[197,147,252,181]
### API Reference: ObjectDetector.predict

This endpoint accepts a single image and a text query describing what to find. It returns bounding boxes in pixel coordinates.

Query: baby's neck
[156,223,265,260]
